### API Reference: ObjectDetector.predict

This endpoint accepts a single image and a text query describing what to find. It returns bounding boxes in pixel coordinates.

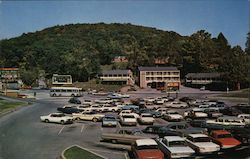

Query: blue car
[121,104,139,111]
[102,114,117,127]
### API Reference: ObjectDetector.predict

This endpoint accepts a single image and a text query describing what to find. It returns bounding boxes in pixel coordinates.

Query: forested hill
[0,23,249,87]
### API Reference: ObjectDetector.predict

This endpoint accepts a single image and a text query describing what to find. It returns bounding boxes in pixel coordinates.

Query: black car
[220,106,242,116]
[68,97,81,104]
[227,124,250,145]
[142,125,178,137]
[57,106,80,114]
[179,97,194,103]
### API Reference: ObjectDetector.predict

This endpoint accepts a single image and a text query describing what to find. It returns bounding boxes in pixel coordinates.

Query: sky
[0,0,249,48]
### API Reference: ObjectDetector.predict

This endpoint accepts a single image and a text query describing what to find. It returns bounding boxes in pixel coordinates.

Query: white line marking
[58,125,65,135]
[117,122,121,128]
[81,124,85,133]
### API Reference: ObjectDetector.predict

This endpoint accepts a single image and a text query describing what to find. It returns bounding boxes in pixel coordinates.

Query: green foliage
[0,23,249,88]
[20,69,39,86]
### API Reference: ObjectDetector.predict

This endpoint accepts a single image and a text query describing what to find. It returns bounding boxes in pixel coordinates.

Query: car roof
[163,136,185,142]
[136,139,158,146]
[212,130,231,135]
[104,114,116,117]
[188,134,208,138]
[218,116,243,120]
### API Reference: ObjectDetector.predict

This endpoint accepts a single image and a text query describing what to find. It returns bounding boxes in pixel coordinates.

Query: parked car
[238,114,250,124]
[57,105,80,114]
[40,113,74,124]
[235,103,250,114]
[227,124,250,144]
[206,116,246,129]
[155,108,169,116]
[184,108,208,120]
[154,98,165,105]
[79,104,103,112]
[220,106,242,116]
[118,110,139,118]
[179,97,194,103]
[139,108,161,118]
[162,110,183,122]
[119,114,137,126]
[165,101,188,108]
[186,133,220,154]
[131,98,146,107]
[144,97,156,104]
[101,104,120,112]
[142,125,173,136]
[210,130,241,149]
[72,111,104,122]
[101,128,156,144]
[68,97,81,104]
[132,138,164,159]
[138,113,154,125]
[95,98,113,104]
[203,108,223,118]
[102,114,117,127]
[157,136,195,159]
[122,104,140,111]
[81,99,93,106]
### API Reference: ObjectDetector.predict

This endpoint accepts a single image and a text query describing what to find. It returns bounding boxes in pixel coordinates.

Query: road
[0,88,249,159]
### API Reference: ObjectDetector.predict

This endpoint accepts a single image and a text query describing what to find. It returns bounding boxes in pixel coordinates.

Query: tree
[20,69,39,86]
[245,32,250,55]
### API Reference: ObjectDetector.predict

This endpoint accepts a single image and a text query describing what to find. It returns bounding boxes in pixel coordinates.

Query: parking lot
[0,87,249,159]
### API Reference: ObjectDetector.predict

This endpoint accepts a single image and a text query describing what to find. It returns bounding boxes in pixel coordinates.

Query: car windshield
[104,117,116,120]
[217,134,232,138]
[142,114,153,117]
[169,141,186,147]
[124,115,135,118]
[57,114,65,117]
[136,145,158,150]
[132,130,143,135]
[169,112,178,114]
[193,137,211,142]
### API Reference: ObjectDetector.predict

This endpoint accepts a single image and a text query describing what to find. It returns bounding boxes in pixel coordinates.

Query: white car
[82,99,93,105]
[206,116,246,127]
[186,134,220,154]
[157,136,195,159]
[155,108,169,116]
[72,111,104,122]
[165,102,188,108]
[138,113,154,125]
[118,110,139,118]
[144,97,156,104]
[238,114,250,123]
[101,105,120,112]
[95,98,113,104]
[79,104,103,112]
[154,98,165,105]
[163,111,183,121]
[40,113,74,124]
[184,108,208,119]
[119,114,137,126]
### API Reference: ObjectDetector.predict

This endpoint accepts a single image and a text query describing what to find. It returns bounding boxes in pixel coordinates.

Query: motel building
[138,67,180,91]
[99,69,134,85]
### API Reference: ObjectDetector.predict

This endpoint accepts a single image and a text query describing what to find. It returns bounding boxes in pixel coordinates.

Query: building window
[146,77,150,81]
[146,72,150,75]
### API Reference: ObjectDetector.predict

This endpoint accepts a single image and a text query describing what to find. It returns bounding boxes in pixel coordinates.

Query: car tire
[92,118,98,122]
[153,115,156,118]
[76,117,81,121]
[71,94,75,97]
[61,120,65,124]
[111,139,117,144]
[45,119,49,123]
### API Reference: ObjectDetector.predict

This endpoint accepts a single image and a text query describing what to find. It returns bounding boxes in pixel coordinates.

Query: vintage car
[206,116,246,129]
[132,139,164,159]
[155,108,169,116]
[40,113,74,124]
[186,134,220,154]
[156,136,195,159]
[203,108,223,118]
[118,110,139,118]
[227,124,250,144]
[121,104,140,111]
[165,101,188,108]
[238,114,250,123]
[101,104,120,112]
[68,97,81,104]
[184,108,208,119]
[119,114,137,126]
[57,105,80,114]
[72,111,104,122]
[137,113,154,125]
[102,114,117,127]
[81,99,93,106]
[139,108,162,118]
[210,130,241,149]
[101,128,156,144]
[157,122,207,138]
[94,98,113,104]
[162,110,184,121]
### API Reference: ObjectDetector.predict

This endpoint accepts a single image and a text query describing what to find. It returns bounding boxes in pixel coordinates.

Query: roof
[102,69,131,75]
[188,134,208,138]
[136,139,158,146]
[185,73,221,78]
[163,136,185,142]
[138,66,178,71]
[0,68,19,71]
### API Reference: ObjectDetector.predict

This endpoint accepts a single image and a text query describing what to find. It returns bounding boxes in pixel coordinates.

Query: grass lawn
[64,146,105,159]
[219,89,250,99]
[0,99,28,113]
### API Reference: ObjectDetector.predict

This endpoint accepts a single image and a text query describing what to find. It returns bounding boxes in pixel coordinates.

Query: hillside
[0,23,249,88]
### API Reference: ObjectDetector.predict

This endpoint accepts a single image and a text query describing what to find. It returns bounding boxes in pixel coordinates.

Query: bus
[50,87,82,97]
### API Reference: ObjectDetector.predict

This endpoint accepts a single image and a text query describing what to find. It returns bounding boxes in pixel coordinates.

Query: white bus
[50,87,82,97]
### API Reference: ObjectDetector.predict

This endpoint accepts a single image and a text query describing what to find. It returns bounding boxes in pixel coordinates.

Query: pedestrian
[34,92,36,97]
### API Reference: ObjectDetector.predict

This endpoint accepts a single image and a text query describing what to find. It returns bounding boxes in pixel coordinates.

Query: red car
[210,130,241,149]
[132,139,164,159]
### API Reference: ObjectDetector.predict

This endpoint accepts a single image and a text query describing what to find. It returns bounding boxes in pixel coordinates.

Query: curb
[208,96,249,102]
[61,144,109,159]
[0,99,30,118]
